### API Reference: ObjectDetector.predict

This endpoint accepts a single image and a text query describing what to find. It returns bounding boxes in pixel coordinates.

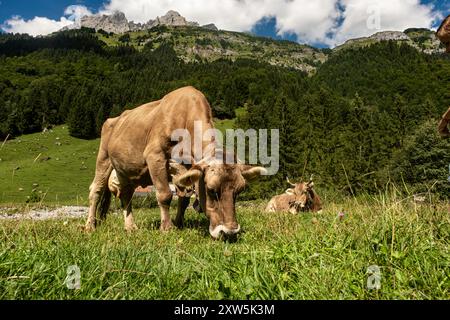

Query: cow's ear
[307,181,314,189]
[173,167,203,187]
[169,161,189,176]
[240,165,267,181]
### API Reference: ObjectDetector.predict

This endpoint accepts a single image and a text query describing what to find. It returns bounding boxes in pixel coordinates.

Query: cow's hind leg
[120,185,138,232]
[147,157,173,232]
[174,196,190,228]
[85,157,113,232]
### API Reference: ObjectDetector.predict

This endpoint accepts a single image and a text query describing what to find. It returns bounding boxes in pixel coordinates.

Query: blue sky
[1,0,448,47]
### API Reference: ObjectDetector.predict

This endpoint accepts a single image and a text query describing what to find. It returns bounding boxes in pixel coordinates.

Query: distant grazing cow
[265,177,322,213]
[86,86,266,238]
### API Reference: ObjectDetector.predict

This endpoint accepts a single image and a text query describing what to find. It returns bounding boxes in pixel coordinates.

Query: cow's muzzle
[209,224,241,239]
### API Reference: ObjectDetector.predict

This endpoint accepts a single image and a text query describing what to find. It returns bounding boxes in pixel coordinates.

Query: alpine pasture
[0,126,448,299]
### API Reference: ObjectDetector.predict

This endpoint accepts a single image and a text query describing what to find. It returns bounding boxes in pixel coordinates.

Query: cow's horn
[286,176,296,186]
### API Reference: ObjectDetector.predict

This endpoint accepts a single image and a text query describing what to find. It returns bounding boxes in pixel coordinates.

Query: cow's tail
[95,171,113,222]
[97,185,112,221]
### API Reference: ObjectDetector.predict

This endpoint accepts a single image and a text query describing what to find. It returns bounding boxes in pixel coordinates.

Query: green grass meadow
[0,127,448,299]
[0,126,98,205]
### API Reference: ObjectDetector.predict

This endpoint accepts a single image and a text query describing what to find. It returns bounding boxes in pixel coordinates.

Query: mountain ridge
[62,10,217,34]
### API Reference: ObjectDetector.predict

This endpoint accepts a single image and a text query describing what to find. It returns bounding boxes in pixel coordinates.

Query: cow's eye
[207,188,219,197]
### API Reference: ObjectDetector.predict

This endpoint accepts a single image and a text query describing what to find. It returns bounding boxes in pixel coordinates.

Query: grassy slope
[0,197,448,299]
[0,126,98,205]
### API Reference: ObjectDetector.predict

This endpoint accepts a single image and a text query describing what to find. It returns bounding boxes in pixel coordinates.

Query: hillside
[0,126,97,204]
[58,10,327,73]
[335,29,446,54]
[96,26,327,73]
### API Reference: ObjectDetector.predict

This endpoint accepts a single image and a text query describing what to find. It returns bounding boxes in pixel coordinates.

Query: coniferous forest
[1,28,449,198]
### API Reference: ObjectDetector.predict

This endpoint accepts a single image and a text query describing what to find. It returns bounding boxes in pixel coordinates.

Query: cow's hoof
[125,223,138,232]
[84,223,96,233]
[174,219,184,229]
[160,221,173,232]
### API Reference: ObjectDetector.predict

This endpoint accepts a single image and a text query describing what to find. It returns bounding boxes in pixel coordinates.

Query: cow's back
[105,86,214,181]
[265,194,295,212]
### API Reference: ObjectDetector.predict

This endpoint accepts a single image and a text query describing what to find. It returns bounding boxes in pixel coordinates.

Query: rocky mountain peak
[154,10,199,27]
[62,10,216,34]
[80,11,130,34]
[110,11,127,22]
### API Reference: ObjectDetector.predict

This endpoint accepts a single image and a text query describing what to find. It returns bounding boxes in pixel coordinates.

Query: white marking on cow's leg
[158,201,172,231]
[85,182,98,232]
[123,210,138,232]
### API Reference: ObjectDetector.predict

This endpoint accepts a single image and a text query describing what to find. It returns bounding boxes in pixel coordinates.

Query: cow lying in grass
[265,177,322,214]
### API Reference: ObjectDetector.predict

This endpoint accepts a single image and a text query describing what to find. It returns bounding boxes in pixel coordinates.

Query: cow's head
[173,161,266,239]
[286,176,321,212]
[437,15,450,53]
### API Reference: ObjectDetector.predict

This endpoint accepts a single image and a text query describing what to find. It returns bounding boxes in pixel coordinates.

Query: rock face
[66,10,214,33]
[153,10,199,27]
[371,31,410,41]
[202,24,219,31]
[81,11,130,34]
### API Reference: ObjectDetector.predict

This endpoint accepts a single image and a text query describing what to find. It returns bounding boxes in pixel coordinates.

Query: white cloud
[102,0,442,46]
[101,0,340,44]
[0,1,444,47]
[329,0,442,46]
[1,5,92,36]
[64,5,93,21]
[2,16,72,36]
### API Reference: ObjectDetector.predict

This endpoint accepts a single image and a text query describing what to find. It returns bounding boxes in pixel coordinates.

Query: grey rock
[80,11,130,34]
[61,10,215,34]
[202,23,218,31]
[370,31,410,41]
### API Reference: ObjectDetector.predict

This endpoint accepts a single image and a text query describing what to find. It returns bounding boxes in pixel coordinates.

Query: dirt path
[0,206,88,220]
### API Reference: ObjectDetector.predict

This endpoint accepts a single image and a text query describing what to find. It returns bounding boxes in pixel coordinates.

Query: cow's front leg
[175,196,190,228]
[147,157,173,232]
[120,186,138,232]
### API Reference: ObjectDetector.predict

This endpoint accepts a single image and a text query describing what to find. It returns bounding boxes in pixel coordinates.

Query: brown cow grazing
[436,15,450,137]
[85,86,266,239]
[265,177,322,213]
